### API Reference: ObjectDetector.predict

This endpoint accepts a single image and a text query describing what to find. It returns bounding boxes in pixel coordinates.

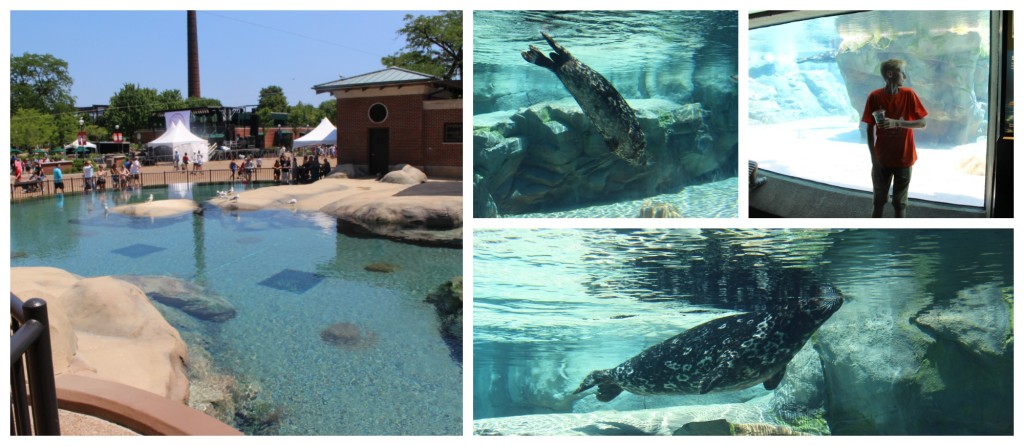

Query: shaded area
[257,269,324,294]
[111,243,166,258]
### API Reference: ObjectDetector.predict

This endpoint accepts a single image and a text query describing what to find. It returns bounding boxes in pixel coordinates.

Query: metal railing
[10,294,61,436]
[10,167,286,201]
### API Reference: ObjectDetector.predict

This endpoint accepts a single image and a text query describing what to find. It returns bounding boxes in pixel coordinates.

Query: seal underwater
[522,32,648,167]
[573,285,844,402]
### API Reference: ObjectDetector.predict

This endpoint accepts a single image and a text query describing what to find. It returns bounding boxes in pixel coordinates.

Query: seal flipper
[522,45,556,71]
[573,369,611,395]
[596,383,624,402]
[762,367,786,391]
[541,32,569,57]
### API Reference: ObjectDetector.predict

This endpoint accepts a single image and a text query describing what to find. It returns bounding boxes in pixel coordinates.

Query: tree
[256,85,289,128]
[381,11,462,80]
[318,99,337,125]
[288,102,318,130]
[156,89,186,111]
[104,83,161,144]
[10,108,56,149]
[10,53,76,116]
[185,96,223,108]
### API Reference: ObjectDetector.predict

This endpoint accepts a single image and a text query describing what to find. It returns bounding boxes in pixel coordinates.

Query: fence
[10,167,282,201]
[10,294,61,436]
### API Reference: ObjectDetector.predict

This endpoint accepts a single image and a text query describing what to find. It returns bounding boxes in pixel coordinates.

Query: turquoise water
[474,10,739,218]
[472,229,1013,434]
[509,177,737,218]
[10,185,462,435]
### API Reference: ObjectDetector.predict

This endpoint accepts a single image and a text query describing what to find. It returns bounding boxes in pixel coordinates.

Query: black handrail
[10,294,61,435]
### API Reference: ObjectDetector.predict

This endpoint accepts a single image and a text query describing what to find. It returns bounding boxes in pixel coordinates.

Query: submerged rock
[425,277,463,364]
[674,418,810,436]
[116,275,237,322]
[364,262,399,273]
[638,200,682,218]
[320,322,378,350]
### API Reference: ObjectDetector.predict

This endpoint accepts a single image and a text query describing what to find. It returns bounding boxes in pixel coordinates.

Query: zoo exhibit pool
[473,229,1013,435]
[9,184,462,435]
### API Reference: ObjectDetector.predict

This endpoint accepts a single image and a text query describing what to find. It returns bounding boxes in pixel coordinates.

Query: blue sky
[10,10,438,108]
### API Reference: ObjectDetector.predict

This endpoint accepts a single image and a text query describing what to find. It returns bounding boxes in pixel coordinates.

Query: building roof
[313,67,443,93]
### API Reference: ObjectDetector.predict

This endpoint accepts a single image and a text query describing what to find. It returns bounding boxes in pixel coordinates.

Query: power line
[199,11,392,58]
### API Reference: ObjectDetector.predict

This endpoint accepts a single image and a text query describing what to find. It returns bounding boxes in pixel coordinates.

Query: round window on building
[368,103,388,123]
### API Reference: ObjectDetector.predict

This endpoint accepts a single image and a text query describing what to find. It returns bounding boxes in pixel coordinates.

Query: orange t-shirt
[861,87,928,168]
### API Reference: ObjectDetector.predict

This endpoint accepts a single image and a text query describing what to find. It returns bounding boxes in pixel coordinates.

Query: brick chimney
[187,10,200,98]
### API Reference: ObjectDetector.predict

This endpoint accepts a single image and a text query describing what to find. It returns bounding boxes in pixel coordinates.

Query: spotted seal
[573,286,843,402]
[522,32,648,167]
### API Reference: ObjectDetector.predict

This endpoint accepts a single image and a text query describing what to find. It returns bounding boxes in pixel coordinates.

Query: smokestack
[187,10,200,98]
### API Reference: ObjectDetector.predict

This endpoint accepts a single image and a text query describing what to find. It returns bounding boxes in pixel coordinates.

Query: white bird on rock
[288,198,298,204]
[228,186,235,195]
[147,194,154,203]
[230,195,239,201]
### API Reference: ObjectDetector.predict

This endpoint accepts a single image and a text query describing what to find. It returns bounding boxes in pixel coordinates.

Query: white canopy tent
[64,140,97,149]
[146,121,209,161]
[291,118,337,149]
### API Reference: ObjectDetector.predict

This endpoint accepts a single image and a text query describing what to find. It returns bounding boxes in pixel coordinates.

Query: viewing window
[749,11,992,207]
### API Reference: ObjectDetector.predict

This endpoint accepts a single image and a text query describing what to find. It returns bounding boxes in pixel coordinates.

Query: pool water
[10,184,462,435]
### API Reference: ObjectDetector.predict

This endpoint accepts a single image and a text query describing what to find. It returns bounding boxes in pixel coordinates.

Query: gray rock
[115,275,236,322]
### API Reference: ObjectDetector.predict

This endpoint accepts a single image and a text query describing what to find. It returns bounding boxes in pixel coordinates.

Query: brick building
[313,67,462,178]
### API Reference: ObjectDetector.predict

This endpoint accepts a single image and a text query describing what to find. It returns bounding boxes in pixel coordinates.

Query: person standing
[174,149,180,171]
[861,58,927,218]
[130,157,142,189]
[52,164,64,194]
[83,160,95,191]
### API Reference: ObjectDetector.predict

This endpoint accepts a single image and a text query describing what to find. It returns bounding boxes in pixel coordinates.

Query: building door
[368,128,390,176]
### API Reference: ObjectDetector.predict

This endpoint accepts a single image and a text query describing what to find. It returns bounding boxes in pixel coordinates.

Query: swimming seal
[573,286,843,402]
[522,32,648,167]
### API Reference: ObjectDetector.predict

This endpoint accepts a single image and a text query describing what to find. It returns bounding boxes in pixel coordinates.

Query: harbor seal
[522,32,648,167]
[573,286,843,402]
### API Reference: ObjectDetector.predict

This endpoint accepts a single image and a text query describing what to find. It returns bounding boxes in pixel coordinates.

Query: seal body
[522,32,648,166]
[574,286,843,402]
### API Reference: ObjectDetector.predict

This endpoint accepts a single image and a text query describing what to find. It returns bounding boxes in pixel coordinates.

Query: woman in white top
[130,158,141,188]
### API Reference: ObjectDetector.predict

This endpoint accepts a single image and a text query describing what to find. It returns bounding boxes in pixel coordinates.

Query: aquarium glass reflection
[748,11,991,207]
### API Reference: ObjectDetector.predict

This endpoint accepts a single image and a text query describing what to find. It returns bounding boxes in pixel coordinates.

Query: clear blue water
[472,229,1013,430]
[10,184,462,435]
[474,10,739,218]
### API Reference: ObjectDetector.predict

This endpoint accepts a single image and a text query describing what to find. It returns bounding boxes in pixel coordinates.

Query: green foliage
[318,99,337,125]
[156,89,186,111]
[105,83,162,144]
[85,123,109,142]
[10,53,76,116]
[381,11,463,80]
[10,108,56,149]
[185,96,223,108]
[287,102,319,129]
[257,85,289,128]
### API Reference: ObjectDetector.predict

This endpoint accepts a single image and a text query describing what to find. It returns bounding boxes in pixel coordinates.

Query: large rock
[110,198,201,218]
[115,275,237,322]
[424,277,463,364]
[474,98,735,215]
[834,11,989,145]
[809,281,1012,435]
[10,267,190,403]
[380,164,427,185]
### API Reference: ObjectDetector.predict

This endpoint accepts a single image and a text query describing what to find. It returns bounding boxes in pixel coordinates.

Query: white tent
[292,118,337,149]
[146,121,209,160]
[64,140,97,149]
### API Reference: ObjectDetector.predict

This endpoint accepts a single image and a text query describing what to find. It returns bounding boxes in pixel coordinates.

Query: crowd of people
[12,143,339,196]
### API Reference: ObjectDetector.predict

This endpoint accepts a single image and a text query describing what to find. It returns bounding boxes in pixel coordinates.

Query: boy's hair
[880,59,905,78]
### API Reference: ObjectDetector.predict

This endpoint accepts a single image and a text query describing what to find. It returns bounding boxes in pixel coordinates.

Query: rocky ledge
[208,168,462,248]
